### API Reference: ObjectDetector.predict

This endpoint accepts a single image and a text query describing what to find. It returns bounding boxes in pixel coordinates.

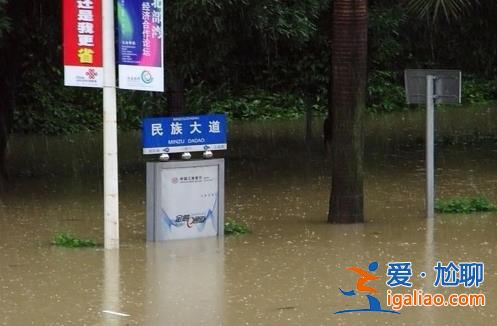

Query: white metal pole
[426,75,435,219]
[103,250,121,323]
[102,0,119,249]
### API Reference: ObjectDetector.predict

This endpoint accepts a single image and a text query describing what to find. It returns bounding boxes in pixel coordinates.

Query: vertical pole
[426,75,435,219]
[103,250,121,324]
[103,0,119,249]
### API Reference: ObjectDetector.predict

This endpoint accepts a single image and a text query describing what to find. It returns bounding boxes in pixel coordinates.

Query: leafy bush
[224,219,250,235]
[6,0,497,138]
[462,76,497,104]
[435,196,497,213]
[368,6,406,70]
[11,72,497,136]
[367,70,406,113]
[212,93,305,120]
[188,88,326,120]
[53,232,97,248]
[0,0,10,41]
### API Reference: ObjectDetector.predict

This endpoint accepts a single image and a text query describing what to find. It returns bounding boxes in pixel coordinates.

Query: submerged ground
[1,105,497,325]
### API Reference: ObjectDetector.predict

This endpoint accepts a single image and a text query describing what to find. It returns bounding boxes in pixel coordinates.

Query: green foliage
[366,4,411,113]
[367,71,406,113]
[403,1,497,77]
[369,6,407,69]
[12,72,497,134]
[435,196,497,213]
[188,88,326,120]
[224,219,250,235]
[13,86,327,134]
[368,72,497,112]
[3,0,497,136]
[12,63,166,134]
[53,233,97,248]
[14,76,103,134]
[0,0,10,41]
[166,0,327,83]
[462,76,497,104]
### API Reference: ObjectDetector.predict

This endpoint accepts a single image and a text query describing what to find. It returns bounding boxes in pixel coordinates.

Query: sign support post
[426,75,435,219]
[64,0,166,248]
[103,0,119,249]
[404,69,461,219]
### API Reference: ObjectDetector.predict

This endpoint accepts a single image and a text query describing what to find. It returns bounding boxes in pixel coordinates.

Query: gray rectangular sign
[405,69,461,104]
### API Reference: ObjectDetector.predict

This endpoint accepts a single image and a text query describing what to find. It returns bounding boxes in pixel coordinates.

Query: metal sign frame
[405,69,461,105]
[404,69,462,219]
[146,159,225,241]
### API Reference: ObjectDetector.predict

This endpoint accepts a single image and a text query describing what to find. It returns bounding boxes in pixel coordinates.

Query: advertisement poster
[157,166,219,240]
[63,0,103,87]
[117,0,164,92]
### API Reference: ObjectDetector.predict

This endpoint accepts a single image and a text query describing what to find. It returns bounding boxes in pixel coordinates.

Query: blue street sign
[142,114,227,154]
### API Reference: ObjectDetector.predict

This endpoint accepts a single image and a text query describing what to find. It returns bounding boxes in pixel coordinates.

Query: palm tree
[407,0,478,22]
[326,0,479,224]
[328,0,368,223]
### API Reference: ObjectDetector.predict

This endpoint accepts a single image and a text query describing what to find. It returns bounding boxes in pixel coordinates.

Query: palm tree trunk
[328,0,368,223]
[167,76,186,117]
[0,109,7,181]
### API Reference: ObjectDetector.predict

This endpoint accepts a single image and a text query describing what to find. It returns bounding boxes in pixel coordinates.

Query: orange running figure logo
[335,261,399,314]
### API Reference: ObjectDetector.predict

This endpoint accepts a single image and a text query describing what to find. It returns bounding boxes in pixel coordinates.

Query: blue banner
[117,0,164,91]
[142,114,228,154]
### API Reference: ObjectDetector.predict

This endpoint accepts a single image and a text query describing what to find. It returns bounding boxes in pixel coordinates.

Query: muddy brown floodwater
[1,106,497,325]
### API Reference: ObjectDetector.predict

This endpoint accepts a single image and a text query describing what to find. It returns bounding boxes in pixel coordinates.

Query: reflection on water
[1,106,497,325]
[145,239,224,325]
[103,250,121,325]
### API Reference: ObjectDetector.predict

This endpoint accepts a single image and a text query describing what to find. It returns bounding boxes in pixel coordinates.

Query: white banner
[64,66,104,88]
[118,65,164,91]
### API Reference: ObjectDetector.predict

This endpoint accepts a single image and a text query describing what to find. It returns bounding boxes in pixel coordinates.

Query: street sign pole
[405,69,461,219]
[103,0,119,249]
[426,75,435,219]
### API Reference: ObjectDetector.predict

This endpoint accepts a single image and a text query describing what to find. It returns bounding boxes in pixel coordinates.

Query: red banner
[63,0,103,87]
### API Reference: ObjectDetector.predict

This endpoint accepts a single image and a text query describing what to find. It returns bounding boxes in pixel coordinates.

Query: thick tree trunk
[0,0,26,184]
[165,72,186,160]
[0,109,7,181]
[0,74,12,182]
[0,48,15,183]
[0,72,15,183]
[328,0,368,223]
[323,114,332,157]
[167,76,186,117]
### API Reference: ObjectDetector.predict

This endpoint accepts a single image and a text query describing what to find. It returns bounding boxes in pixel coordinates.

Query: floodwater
[1,105,497,325]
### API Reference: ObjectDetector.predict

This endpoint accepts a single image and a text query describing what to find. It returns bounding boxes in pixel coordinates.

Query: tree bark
[0,34,15,182]
[0,107,7,181]
[0,0,29,183]
[0,72,13,182]
[323,114,332,157]
[328,0,368,223]
[167,76,186,117]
